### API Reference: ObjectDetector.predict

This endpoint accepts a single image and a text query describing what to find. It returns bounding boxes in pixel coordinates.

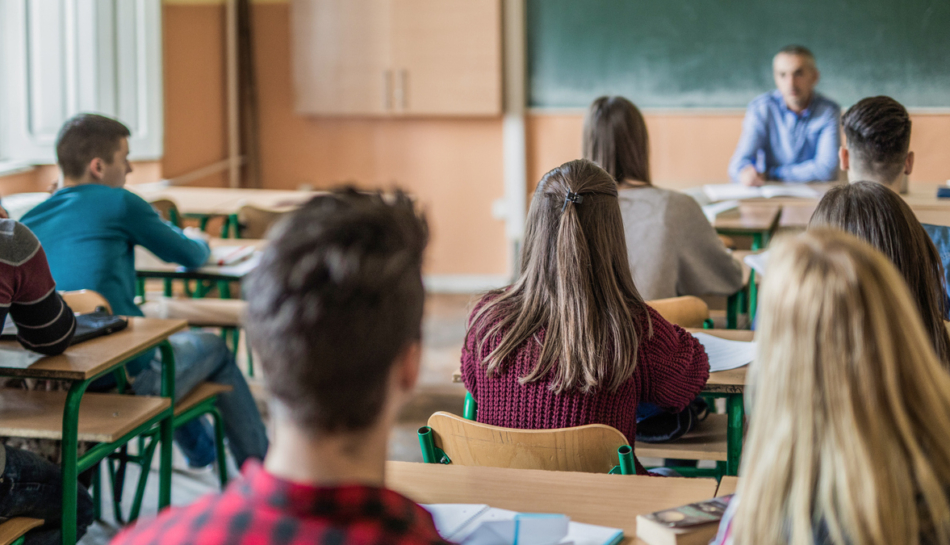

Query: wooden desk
[136,239,265,282]
[0,318,185,544]
[688,329,752,394]
[385,462,719,544]
[130,186,315,216]
[714,204,780,250]
[716,476,739,498]
[0,318,186,381]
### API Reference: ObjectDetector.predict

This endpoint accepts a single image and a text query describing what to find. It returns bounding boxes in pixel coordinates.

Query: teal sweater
[21,184,210,374]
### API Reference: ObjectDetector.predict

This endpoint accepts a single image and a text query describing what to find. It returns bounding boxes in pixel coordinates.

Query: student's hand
[739,166,765,187]
[183,227,211,243]
[0,206,7,219]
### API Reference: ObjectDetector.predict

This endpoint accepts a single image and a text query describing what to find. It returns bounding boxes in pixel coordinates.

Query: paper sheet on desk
[744,251,769,276]
[217,252,261,276]
[423,504,623,545]
[703,184,819,202]
[0,348,45,369]
[702,200,740,223]
[692,332,756,372]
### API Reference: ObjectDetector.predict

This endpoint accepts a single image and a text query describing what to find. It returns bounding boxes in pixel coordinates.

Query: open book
[423,504,623,545]
[691,333,756,372]
[703,184,819,202]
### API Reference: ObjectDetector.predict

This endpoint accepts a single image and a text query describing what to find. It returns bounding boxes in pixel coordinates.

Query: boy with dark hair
[111,188,450,545]
[840,96,950,298]
[21,113,267,472]
[0,219,94,544]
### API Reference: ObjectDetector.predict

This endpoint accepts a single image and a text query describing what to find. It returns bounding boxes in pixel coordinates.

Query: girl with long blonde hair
[712,229,950,545]
[461,159,710,474]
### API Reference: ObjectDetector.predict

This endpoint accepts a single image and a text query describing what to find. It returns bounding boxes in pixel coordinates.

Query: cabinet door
[391,0,502,116]
[292,0,392,115]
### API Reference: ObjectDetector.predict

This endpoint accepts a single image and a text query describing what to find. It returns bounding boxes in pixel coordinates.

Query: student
[461,159,709,474]
[712,229,950,545]
[111,189,450,545]
[21,114,267,471]
[839,95,950,291]
[583,96,743,301]
[809,182,950,366]
[0,219,94,544]
[729,45,840,185]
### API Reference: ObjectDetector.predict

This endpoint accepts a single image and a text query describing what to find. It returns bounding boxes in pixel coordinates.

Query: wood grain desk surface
[713,204,781,232]
[716,476,740,498]
[132,186,316,216]
[385,461,719,544]
[0,318,187,381]
[136,238,266,277]
[687,329,752,393]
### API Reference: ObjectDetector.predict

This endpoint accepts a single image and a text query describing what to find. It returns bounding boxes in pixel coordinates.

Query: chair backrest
[647,296,710,328]
[425,411,629,474]
[238,205,285,239]
[61,290,112,314]
[149,199,181,227]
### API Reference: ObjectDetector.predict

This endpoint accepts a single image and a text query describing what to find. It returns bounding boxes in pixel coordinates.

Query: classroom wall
[4,0,950,280]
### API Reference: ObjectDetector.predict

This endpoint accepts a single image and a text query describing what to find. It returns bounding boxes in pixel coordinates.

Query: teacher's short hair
[776,45,815,62]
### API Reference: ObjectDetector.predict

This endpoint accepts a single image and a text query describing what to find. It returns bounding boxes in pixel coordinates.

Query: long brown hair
[470,159,650,394]
[809,181,950,367]
[583,96,651,185]
[735,230,950,545]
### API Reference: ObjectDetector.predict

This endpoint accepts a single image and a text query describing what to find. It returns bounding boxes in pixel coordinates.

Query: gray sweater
[618,186,743,301]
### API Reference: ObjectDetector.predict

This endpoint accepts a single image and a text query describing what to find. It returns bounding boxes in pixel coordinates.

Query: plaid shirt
[111,462,453,545]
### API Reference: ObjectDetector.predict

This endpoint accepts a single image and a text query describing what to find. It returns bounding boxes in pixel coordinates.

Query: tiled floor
[80,293,476,543]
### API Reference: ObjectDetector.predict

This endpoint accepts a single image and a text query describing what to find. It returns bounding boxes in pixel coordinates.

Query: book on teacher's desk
[636,495,732,545]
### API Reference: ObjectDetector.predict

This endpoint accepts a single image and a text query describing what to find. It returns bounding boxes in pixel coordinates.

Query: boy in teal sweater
[22,114,267,470]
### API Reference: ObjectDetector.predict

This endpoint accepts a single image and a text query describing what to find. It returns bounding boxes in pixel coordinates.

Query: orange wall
[528,112,950,193]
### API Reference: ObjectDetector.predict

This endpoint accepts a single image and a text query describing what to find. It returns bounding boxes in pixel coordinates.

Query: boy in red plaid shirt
[112,188,451,545]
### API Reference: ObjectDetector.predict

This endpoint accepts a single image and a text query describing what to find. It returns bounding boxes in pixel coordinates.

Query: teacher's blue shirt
[729,90,841,183]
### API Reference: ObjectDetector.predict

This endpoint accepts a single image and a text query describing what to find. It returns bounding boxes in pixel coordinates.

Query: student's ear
[395,341,421,393]
[88,158,105,180]
[905,151,915,175]
[839,147,850,171]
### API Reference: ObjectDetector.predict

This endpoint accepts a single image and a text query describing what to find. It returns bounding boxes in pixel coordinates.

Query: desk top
[385,461,719,544]
[0,318,187,381]
[689,328,752,393]
[136,238,266,280]
[130,186,315,216]
[716,476,739,498]
[714,204,781,233]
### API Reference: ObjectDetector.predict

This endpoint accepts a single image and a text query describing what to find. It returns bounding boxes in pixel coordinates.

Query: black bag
[635,397,710,443]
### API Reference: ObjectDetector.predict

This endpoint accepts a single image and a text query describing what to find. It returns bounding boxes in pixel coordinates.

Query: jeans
[0,446,93,545]
[131,331,268,468]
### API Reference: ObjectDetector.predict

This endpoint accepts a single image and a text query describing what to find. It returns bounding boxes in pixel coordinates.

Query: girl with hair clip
[583,96,742,301]
[460,159,710,475]
[809,181,950,367]
[712,229,950,545]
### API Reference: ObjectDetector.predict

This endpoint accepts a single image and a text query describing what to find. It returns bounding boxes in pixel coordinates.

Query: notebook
[2,312,128,345]
[703,184,819,202]
[690,333,756,372]
[423,504,624,545]
[636,495,732,545]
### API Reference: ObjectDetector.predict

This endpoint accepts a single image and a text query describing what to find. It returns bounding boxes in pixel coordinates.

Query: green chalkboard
[528,0,950,109]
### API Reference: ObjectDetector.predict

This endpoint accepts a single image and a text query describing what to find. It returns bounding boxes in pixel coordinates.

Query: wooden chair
[149,199,181,227]
[0,518,43,545]
[647,296,711,329]
[237,204,285,239]
[61,290,231,522]
[418,412,636,475]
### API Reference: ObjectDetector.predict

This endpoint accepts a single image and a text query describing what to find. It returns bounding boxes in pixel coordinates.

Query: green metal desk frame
[49,340,177,545]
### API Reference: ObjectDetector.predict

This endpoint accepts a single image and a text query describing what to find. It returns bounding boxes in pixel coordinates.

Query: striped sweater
[461,304,709,475]
[0,219,76,472]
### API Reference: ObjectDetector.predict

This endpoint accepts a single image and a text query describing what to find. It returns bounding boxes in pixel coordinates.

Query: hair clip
[561,191,584,213]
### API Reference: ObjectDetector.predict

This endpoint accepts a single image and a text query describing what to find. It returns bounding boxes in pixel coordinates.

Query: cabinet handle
[383,69,393,111]
[396,69,408,111]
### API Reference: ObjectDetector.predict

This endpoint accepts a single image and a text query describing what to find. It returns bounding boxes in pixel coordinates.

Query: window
[0,0,163,167]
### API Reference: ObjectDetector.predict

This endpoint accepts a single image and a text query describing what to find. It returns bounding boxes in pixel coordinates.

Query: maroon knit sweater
[461,303,709,475]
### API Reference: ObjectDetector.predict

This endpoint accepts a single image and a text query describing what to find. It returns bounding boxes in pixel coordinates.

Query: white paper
[701,200,740,223]
[463,515,569,545]
[563,521,624,545]
[743,251,769,276]
[703,184,819,202]
[209,245,256,266]
[213,252,262,277]
[691,332,756,372]
[423,504,491,541]
[0,348,46,369]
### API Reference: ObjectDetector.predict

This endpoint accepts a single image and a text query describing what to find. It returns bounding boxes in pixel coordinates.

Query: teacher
[729,45,840,186]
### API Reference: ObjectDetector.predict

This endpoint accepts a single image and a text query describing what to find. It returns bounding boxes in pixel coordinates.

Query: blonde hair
[733,229,950,545]
[470,159,649,394]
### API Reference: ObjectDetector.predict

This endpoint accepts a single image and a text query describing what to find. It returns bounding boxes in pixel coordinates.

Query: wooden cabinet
[292,0,502,117]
